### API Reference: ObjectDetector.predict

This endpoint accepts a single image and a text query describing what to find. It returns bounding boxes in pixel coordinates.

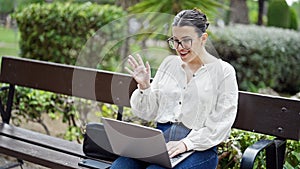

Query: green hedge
[210,24,300,94]
[14,3,125,65]
[11,2,125,141]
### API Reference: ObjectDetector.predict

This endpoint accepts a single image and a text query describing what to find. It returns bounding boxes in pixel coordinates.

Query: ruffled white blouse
[130,55,238,151]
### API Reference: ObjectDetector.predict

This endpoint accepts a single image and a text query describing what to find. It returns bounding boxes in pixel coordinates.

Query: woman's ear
[201,33,208,41]
[200,33,208,46]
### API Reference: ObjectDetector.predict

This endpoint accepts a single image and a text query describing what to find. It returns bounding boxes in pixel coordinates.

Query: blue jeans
[110,123,218,169]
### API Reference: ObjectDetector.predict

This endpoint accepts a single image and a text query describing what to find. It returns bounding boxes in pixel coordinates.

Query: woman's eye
[182,39,191,43]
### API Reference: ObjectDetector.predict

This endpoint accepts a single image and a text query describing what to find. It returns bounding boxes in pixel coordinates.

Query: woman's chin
[179,53,190,61]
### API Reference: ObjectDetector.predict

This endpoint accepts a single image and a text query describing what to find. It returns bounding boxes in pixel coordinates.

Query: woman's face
[172,26,205,64]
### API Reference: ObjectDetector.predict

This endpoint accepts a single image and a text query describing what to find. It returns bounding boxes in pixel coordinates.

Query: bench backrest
[1,56,299,141]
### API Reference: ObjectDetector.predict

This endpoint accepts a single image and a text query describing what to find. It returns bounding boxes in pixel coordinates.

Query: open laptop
[102,117,194,168]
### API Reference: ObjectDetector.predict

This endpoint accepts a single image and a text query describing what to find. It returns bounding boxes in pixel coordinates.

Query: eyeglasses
[167,37,193,50]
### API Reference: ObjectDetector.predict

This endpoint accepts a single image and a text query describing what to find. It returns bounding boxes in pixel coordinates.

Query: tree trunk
[229,0,249,24]
[257,0,265,25]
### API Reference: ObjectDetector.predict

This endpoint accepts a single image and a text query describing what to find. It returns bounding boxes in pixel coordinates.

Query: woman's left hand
[166,141,187,158]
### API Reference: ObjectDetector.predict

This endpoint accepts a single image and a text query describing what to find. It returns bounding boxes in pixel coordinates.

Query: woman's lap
[110,146,218,169]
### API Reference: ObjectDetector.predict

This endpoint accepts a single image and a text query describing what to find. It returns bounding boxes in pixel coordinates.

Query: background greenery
[14,3,125,66]
[210,24,300,94]
[0,0,299,168]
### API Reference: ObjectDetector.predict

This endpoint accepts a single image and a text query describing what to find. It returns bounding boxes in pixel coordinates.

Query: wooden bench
[0,56,135,168]
[0,56,299,169]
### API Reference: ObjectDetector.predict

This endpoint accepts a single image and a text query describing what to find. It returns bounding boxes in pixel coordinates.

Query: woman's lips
[179,50,190,58]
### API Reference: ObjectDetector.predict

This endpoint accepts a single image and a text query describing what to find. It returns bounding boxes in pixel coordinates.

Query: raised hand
[125,54,151,90]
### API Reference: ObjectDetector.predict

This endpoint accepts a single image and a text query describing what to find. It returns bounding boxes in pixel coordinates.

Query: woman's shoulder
[159,55,181,68]
[217,59,236,73]
[163,55,181,63]
[219,59,234,69]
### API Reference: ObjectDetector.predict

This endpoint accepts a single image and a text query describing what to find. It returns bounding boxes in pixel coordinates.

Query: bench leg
[266,138,286,169]
[0,84,15,124]
[0,159,23,169]
[117,106,123,121]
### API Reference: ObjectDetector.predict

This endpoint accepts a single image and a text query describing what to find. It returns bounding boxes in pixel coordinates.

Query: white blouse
[130,55,238,151]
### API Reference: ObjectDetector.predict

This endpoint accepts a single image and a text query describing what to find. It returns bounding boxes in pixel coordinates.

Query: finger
[166,141,175,151]
[136,54,145,67]
[167,145,177,155]
[145,61,151,74]
[125,67,134,75]
[127,59,136,68]
[170,149,181,158]
[128,55,139,67]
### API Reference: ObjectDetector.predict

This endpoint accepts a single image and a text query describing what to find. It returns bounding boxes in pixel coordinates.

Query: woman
[111,9,238,169]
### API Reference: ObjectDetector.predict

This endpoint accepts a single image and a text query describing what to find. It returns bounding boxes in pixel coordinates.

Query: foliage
[218,129,300,169]
[0,26,19,56]
[285,139,300,169]
[210,24,300,94]
[291,1,300,30]
[14,2,125,66]
[247,0,259,24]
[0,0,45,13]
[15,0,45,10]
[0,84,73,136]
[0,0,14,14]
[289,8,299,30]
[53,0,116,5]
[218,129,273,169]
[127,0,226,41]
[267,0,291,29]
[128,0,225,17]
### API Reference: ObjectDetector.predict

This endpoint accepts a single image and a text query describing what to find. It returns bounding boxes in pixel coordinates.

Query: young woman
[111,9,238,169]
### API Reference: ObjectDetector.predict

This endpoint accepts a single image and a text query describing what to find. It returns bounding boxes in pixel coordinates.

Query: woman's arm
[182,63,239,151]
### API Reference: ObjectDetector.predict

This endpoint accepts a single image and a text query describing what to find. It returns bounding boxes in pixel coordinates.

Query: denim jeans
[110,123,218,169]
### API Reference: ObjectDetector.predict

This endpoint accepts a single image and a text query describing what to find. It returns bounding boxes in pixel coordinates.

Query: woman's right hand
[125,54,151,90]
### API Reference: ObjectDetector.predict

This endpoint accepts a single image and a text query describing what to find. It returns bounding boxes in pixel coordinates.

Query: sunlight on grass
[0,26,20,57]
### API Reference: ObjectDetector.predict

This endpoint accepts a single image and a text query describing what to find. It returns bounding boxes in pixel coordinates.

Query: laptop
[102,117,194,168]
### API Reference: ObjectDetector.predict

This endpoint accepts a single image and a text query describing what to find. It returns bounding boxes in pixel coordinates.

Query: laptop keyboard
[170,154,183,163]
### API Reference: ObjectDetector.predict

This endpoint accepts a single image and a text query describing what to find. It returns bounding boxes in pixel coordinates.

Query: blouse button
[179,101,182,105]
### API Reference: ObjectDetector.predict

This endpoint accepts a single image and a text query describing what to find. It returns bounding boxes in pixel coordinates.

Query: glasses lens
[167,38,192,50]
[181,39,192,49]
[168,40,175,49]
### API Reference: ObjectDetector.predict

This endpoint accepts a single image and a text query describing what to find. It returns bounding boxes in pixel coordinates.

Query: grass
[0,26,20,57]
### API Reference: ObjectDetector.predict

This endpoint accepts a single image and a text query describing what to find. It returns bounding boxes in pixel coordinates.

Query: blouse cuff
[138,84,151,95]
[181,138,195,151]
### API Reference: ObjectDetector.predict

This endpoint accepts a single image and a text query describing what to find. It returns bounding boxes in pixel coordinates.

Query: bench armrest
[240,139,275,169]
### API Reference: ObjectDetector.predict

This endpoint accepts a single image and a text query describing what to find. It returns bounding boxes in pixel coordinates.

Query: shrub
[9,2,126,141]
[210,24,300,94]
[14,2,125,65]
[289,8,299,30]
[267,0,290,29]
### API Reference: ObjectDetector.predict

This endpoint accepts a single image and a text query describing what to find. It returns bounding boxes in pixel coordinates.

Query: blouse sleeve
[130,56,173,121]
[182,63,239,151]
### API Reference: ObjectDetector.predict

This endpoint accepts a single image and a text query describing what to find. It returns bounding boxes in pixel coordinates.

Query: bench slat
[0,135,89,169]
[234,91,300,140]
[0,56,137,107]
[0,123,84,158]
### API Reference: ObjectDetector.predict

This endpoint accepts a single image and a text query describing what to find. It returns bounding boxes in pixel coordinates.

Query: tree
[128,0,224,18]
[229,0,249,24]
[257,0,265,25]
